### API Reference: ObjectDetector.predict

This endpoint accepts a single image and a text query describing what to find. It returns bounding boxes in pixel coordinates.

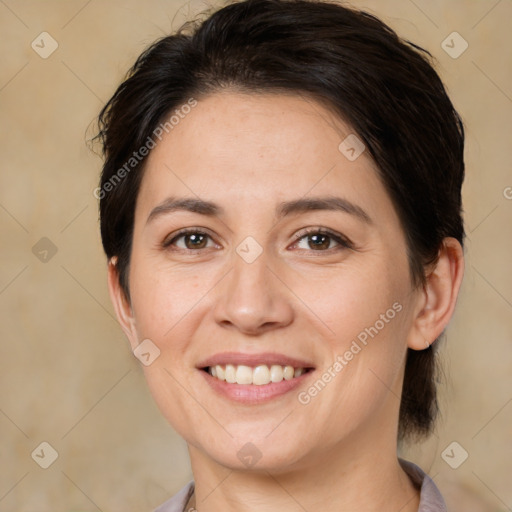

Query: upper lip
[197,352,315,369]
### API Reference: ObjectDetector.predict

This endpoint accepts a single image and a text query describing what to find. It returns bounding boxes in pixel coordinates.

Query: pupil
[188,234,205,248]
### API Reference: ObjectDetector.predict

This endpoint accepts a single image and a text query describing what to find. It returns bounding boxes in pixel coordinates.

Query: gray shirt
[154,459,447,512]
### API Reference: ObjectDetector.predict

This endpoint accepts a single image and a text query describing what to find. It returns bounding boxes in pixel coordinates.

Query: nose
[212,247,294,335]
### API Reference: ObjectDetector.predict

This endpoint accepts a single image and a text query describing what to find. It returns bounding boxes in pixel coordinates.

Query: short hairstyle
[94,0,465,441]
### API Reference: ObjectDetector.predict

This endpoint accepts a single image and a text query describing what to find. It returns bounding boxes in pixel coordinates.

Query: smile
[205,364,311,385]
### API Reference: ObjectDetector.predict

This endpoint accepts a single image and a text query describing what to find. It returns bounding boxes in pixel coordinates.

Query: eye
[291,228,353,252]
[162,227,353,253]
[162,229,218,251]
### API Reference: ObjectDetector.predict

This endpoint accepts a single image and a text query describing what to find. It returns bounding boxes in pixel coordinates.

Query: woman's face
[115,91,424,471]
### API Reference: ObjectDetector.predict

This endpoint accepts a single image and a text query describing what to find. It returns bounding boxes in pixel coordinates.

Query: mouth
[197,352,315,403]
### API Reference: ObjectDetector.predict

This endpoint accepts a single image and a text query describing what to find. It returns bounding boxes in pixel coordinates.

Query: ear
[407,237,465,350]
[107,257,139,351]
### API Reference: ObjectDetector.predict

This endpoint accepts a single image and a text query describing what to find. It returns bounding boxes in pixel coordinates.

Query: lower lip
[200,369,314,404]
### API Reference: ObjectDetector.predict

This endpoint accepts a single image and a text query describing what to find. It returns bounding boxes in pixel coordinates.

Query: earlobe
[407,237,465,351]
[107,257,139,351]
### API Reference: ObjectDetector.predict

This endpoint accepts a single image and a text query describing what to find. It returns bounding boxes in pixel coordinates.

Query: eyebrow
[146,196,372,225]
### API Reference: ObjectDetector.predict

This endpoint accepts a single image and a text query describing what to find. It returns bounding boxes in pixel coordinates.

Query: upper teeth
[208,364,306,385]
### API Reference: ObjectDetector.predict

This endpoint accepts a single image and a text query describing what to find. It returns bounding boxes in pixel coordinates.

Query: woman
[94,0,465,510]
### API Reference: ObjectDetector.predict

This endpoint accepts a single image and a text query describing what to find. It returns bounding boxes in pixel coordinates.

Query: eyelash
[162,227,354,253]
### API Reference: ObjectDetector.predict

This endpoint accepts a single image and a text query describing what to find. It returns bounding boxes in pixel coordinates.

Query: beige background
[1,0,511,510]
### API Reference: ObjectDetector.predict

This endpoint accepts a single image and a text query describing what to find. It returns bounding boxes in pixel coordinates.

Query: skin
[108,91,464,512]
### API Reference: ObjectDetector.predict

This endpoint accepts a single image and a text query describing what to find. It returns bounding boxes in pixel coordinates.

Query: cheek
[288,259,406,345]
[292,260,410,420]
[140,366,217,452]
[128,261,212,439]
[129,254,206,341]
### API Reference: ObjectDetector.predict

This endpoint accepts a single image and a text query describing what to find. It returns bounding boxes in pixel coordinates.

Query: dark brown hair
[94,0,465,441]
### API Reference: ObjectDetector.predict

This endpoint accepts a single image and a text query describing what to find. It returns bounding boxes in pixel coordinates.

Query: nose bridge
[212,238,294,333]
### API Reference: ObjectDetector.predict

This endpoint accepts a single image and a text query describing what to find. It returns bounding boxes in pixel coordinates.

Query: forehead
[136,91,391,223]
